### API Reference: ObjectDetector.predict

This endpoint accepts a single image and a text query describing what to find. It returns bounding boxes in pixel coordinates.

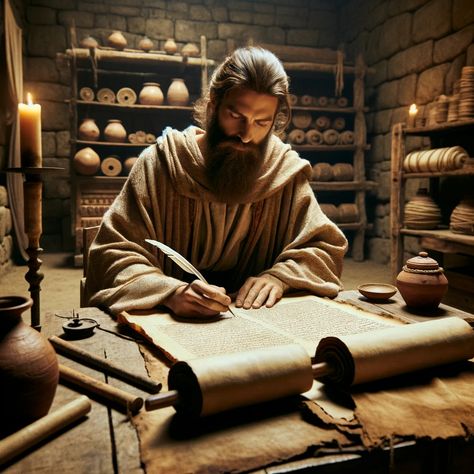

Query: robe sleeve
[258,174,348,298]
[84,145,186,315]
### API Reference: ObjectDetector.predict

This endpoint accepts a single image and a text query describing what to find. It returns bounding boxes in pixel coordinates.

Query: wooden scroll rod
[50,336,161,393]
[145,361,332,411]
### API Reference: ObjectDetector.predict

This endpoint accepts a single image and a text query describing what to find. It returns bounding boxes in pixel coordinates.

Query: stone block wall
[22,0,338,251]
[0,186,14,276]
[339,0,474,263]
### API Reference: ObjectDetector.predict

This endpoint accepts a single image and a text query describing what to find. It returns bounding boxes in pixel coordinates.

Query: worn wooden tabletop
[2,293,473,473]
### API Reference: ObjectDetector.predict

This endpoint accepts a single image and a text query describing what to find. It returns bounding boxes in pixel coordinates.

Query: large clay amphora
[0,296,59,436]
[73,147,101,175]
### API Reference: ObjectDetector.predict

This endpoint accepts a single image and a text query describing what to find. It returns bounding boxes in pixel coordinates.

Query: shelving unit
[390,121,474,310]
[64,37,215,266]
[280,52,374,261]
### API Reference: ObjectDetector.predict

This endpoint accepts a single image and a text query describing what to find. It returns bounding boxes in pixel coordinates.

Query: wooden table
[2,293,473,473]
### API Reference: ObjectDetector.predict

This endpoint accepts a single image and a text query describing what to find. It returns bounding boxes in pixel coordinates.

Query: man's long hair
[194,46,291,133]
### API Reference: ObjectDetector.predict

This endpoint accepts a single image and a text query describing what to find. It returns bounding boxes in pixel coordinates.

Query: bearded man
[85,47,348,318]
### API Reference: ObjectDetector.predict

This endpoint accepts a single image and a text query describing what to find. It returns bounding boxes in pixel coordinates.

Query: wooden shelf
[405,118,474,136]
[74,140,149,147]
[401,165,474,179]
[291,105,368,114]
[76,175,127,183]
[293,144,370,152]
[399,228,474,246]
[310,180,377,191]
[70,100,193,111]
[65,47,215,67]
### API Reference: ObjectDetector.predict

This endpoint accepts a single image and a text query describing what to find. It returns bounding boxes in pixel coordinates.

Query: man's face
[204,88,279,202]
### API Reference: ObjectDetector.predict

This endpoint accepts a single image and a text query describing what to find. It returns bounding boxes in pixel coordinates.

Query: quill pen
[145,239,236,317]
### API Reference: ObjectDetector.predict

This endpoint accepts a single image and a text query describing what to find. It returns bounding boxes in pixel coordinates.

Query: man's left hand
[235,275,287,310]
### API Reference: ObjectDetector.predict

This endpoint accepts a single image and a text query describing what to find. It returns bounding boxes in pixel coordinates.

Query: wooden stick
[0,396,91,466]
[59,364,143,414]
[145,390,180,411]
[49,335,161,393]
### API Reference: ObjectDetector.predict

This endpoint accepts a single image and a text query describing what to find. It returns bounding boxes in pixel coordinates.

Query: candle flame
[27,93,33,105]
[409,103,418,116]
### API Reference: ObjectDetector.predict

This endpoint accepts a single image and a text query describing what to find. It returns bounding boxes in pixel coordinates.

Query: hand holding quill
[145,239,236,317]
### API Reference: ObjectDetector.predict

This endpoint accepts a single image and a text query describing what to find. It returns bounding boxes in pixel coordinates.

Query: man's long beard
[204,114,270,202]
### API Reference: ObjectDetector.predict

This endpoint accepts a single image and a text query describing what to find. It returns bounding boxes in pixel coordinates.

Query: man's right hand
[163,279,232,318]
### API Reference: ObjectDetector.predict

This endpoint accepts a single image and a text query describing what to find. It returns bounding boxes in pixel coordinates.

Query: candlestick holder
[5,166,64,331]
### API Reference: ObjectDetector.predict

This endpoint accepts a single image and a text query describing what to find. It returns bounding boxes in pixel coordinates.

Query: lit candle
[19,93,42,168]
[408,103,418,128]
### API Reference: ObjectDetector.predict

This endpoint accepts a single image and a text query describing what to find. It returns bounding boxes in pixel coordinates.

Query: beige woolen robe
[85,126,348,315]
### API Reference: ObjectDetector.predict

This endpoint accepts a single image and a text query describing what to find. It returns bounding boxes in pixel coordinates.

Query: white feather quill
[145,239,235,316]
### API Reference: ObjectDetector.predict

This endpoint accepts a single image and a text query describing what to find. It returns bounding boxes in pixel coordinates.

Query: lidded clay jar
[139,82,164,105]
[78,118,100,141]
[167,78,189,106]
[396,251,448,309]
[104,119,127,143]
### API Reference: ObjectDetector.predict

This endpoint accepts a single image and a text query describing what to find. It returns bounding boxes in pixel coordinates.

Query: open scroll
[118,295,401,362]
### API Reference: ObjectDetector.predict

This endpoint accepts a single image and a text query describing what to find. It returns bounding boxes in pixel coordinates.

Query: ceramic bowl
[357,283,397,301]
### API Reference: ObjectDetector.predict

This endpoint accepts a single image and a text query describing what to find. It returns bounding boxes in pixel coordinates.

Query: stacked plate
[450,199,474,235]
[404,189,442,230]
[458,66,474,120]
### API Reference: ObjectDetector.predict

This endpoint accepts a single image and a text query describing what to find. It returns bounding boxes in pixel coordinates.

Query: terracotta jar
[396,252,448,309]
[124,156,138,175]
[164,38,178,55]
[107,31,127,50]
[0,296,59,437]
[79,35,98,48]
[139,83,164,105]
[167,78,189,106]
[78,118,100,141]
[138,36,153,52]
[73,147,100,175]
[104,119,127,143]
[181,42,199,57]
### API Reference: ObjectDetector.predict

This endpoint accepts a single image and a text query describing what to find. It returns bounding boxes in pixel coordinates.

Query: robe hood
[156,126,312,203]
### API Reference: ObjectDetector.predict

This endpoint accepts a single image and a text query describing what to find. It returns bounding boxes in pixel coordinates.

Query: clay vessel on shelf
[181,42,199,57]
[79,36,98,48]
[73,147,101,175]
[124,156,138,175]
[139,83,164,105]
[403,187,441,230]
[0,296,59,437]
[164,38,178,55]
[166,78,189,106]
[78,118,100,141]
[138,36,153,52]
[396,252,448,309]
[107,31,127,50]
[104,119,127,143]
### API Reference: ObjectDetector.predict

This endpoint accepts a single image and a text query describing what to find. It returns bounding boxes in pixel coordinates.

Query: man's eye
[257,121,270,127]
[229,111,240,119]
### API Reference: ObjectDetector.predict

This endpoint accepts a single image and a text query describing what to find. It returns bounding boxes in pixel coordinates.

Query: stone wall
[340,0,474,263]
[23,0,338,251]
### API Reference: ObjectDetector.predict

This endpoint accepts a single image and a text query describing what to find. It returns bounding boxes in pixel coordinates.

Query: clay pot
[138,36,153,52]
[396,252,448,309]
[79,36,98,48]
[104,119,127,143]
[139,82,164,105]
[78,118,100,141]
[124,156,138,175]
[181,42,199,57]
[164,38,178,55]
[166,78,189,106]
[0,296,59,436]
[107,31,127,50]
[73,147,101,175]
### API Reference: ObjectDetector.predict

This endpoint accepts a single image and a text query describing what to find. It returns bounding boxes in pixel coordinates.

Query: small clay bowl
[357,283,397,301]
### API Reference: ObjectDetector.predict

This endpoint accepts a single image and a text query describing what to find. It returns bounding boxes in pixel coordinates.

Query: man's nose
[238,122,252,143]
